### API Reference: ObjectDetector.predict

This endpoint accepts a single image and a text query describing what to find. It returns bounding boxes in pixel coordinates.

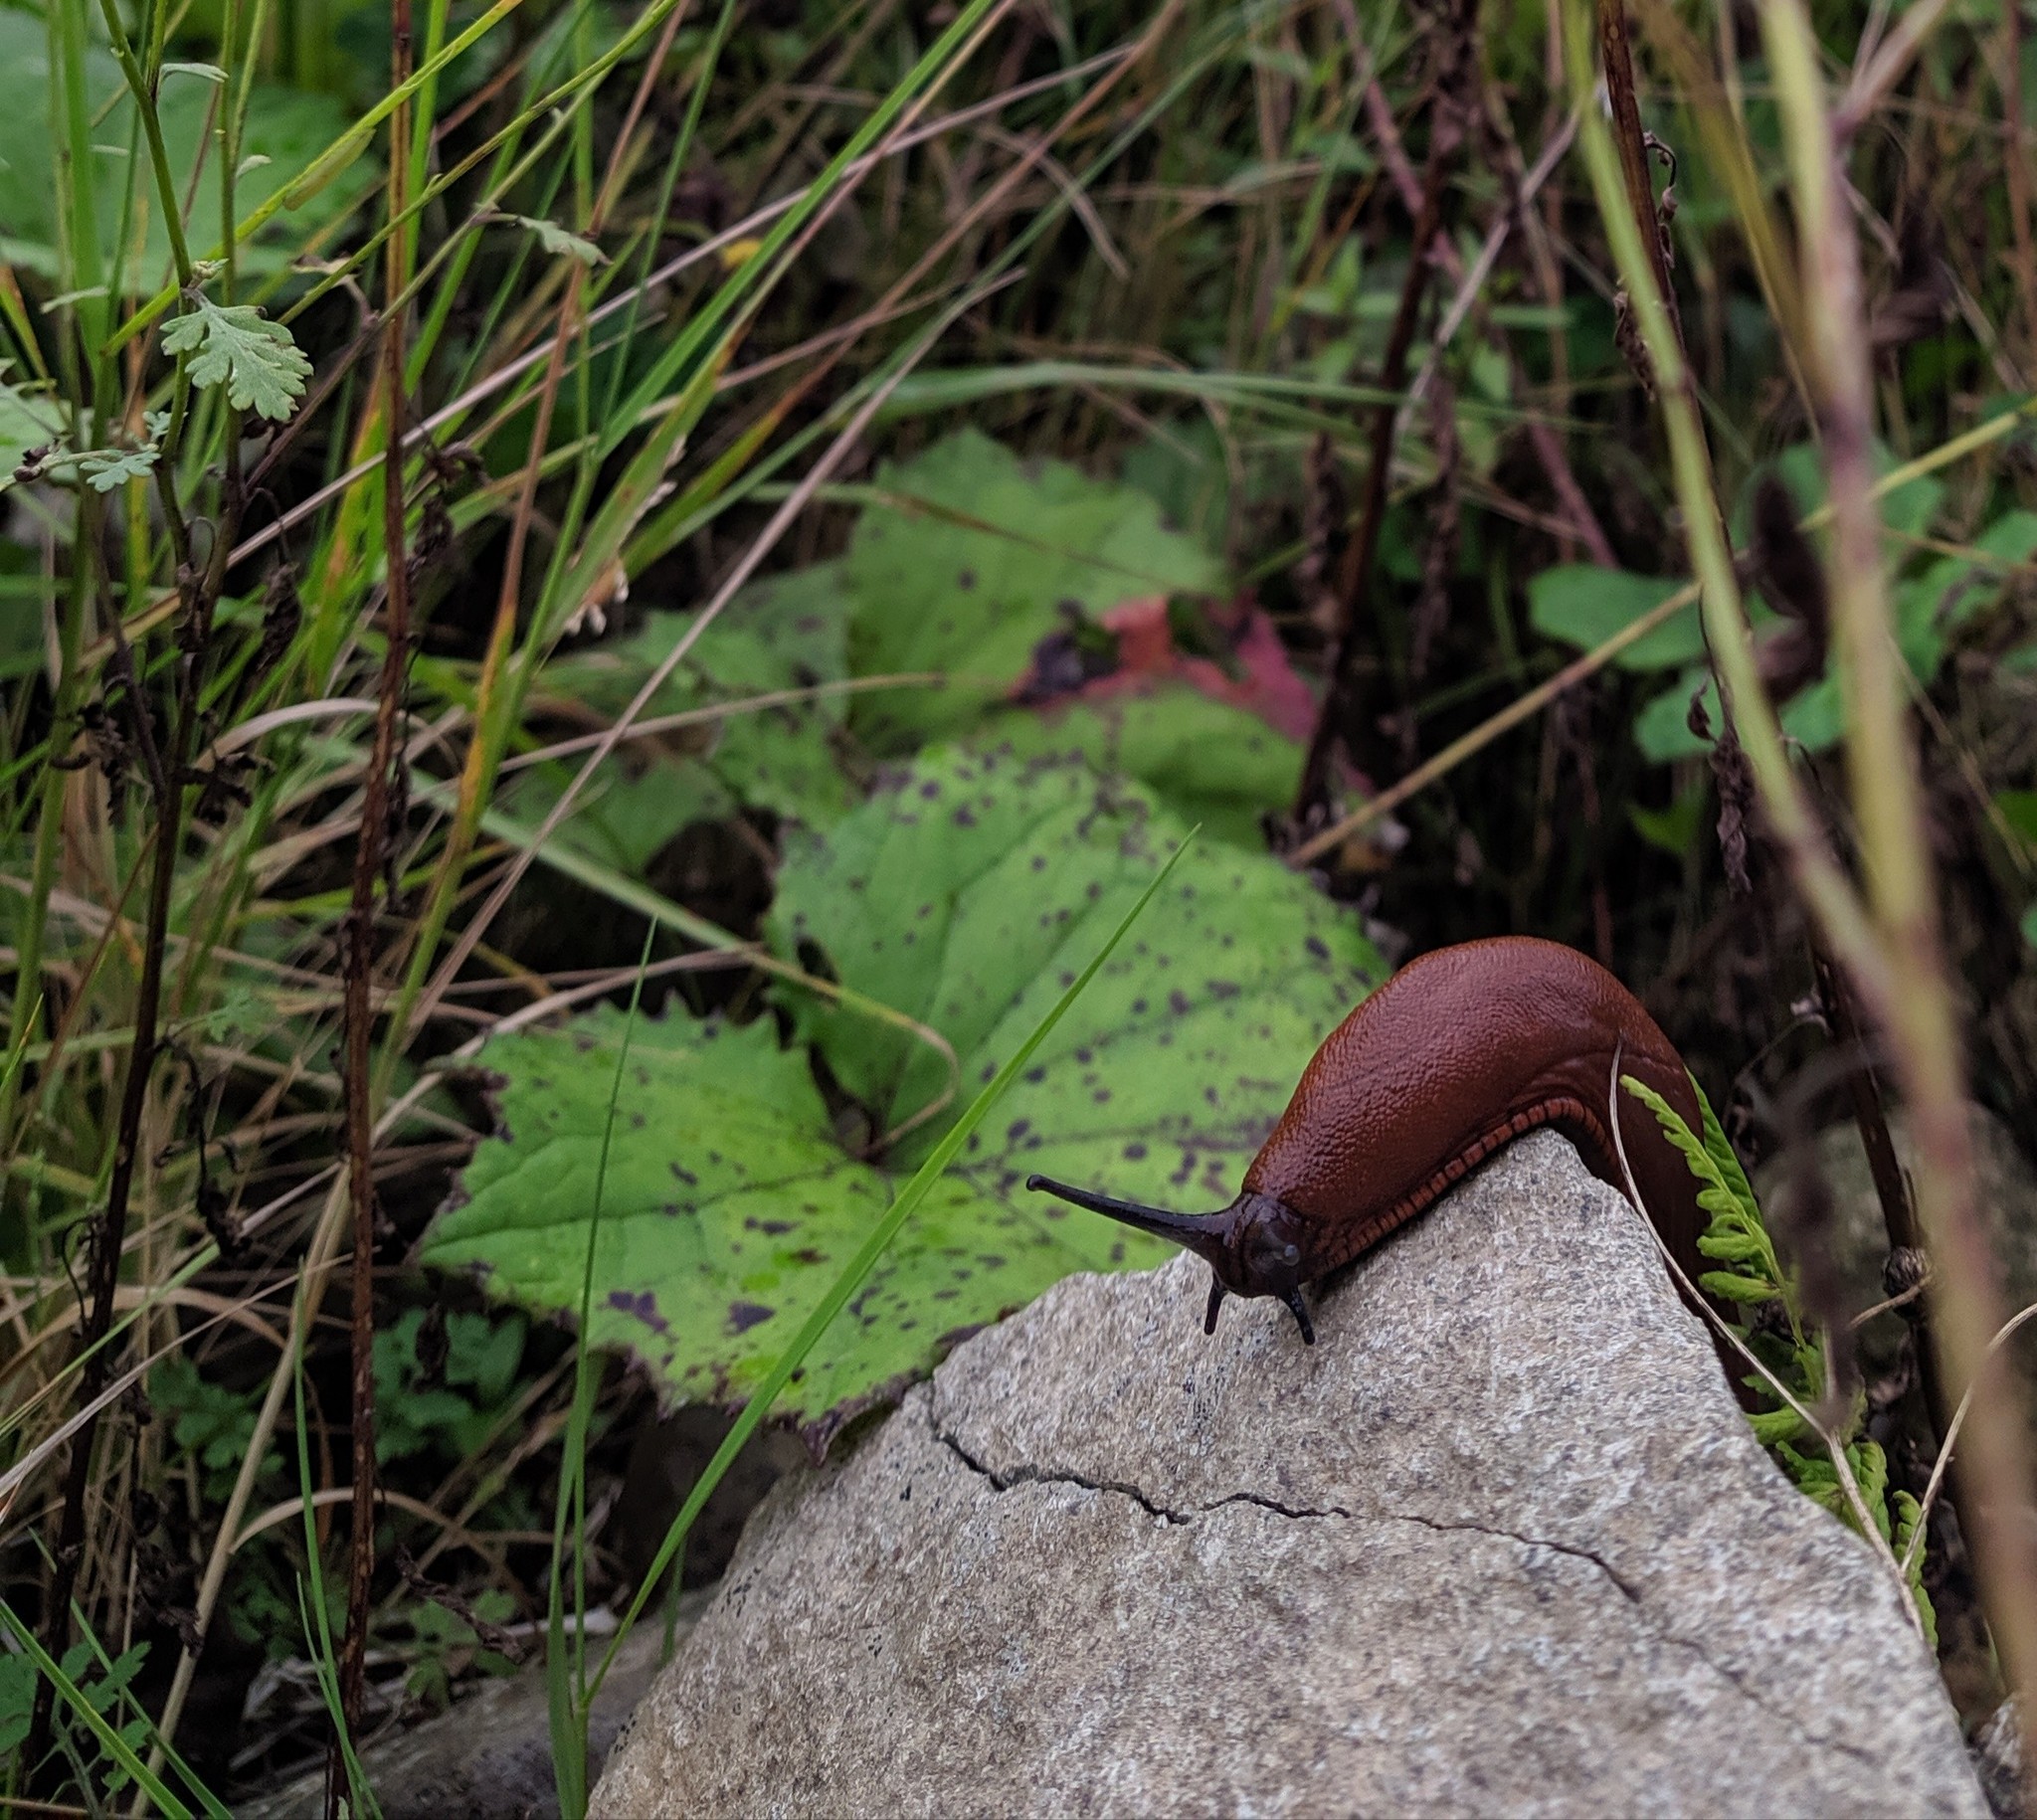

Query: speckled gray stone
[595,1132,1985,1819]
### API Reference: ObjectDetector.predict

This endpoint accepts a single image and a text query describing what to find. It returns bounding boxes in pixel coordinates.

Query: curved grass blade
[580,826,1202,1715]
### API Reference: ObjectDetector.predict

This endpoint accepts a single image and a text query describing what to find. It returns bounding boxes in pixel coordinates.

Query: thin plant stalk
[1759,0,2037,1732]
[1568,0,2037,1735]
[331,0,418,1783]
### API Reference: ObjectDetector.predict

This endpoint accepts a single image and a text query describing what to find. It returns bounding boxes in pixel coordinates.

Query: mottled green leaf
[428,747,1384,1441]
[425,1011,1125,1444]
[517,564,858,868]
[845,430,1224,750]
[770,746,1383,1190]
[971,687,1301,847]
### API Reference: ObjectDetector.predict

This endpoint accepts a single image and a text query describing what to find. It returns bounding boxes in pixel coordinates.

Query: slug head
[1023,1176,1317,1345]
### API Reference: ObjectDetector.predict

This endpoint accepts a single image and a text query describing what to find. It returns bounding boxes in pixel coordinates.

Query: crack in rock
[926,1402,1873,1767]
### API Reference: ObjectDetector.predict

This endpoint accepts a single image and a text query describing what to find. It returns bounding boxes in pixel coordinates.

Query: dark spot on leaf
[1305,936,1330,961]
[958,568,976,589]
[954,807,977,827]
[725,1301,774,1335]
[1008,1119,1031,1142]
[745,1217,795,1235]
[1124,1142,1148,1161]
[609,1290,669,1335]
[670,1163,699,1186]
[1207,980,1239,1000]
[1168,990,1192,1016]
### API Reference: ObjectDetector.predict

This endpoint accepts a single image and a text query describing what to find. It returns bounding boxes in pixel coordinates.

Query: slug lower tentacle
[1026,937,1710,1352]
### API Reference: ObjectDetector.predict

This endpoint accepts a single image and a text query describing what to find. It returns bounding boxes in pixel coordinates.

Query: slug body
[1028,937,1708,1346]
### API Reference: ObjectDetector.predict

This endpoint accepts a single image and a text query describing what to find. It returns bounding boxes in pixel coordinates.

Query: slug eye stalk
[1022,1175,1318,1346]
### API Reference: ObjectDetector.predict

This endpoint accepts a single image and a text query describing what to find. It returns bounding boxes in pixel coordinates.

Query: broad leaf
[844,430,1224,750]
[0,11,378,280]
[428,747,1384,1442]
[510,564,859,870]
[426,1013,1118,1446]
[0,375,65,489]
[769,745,1383,1186]
[970,688,1301,848]
[1528,565,1705,672]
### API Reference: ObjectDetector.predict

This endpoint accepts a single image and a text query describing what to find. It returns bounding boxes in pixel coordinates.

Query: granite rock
[597,1132,1984,1819]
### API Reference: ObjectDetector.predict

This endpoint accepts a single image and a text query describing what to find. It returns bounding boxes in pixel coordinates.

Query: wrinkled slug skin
[1244,938,1709,1286]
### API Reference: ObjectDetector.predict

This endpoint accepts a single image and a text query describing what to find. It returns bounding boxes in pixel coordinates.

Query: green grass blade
[547,924,656,1818]
[586,824,1201,1704]
[292,1290,382,1819]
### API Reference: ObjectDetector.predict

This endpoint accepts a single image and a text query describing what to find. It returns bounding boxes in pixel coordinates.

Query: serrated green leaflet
[159,296,312,422]
[1621,1072,1936,1643]
[426,748,1382,1442]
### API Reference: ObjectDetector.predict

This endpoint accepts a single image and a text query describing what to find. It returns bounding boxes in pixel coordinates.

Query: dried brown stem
[1295,0,1476,819]
[1597,0,1679,336]
[330,0,415,1803]
[1809,941,1952,1456]
[27,455,243,1784]
[1761,0,2037,1746]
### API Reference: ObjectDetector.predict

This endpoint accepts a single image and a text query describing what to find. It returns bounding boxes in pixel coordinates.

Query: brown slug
[1027,936,1709,1345]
